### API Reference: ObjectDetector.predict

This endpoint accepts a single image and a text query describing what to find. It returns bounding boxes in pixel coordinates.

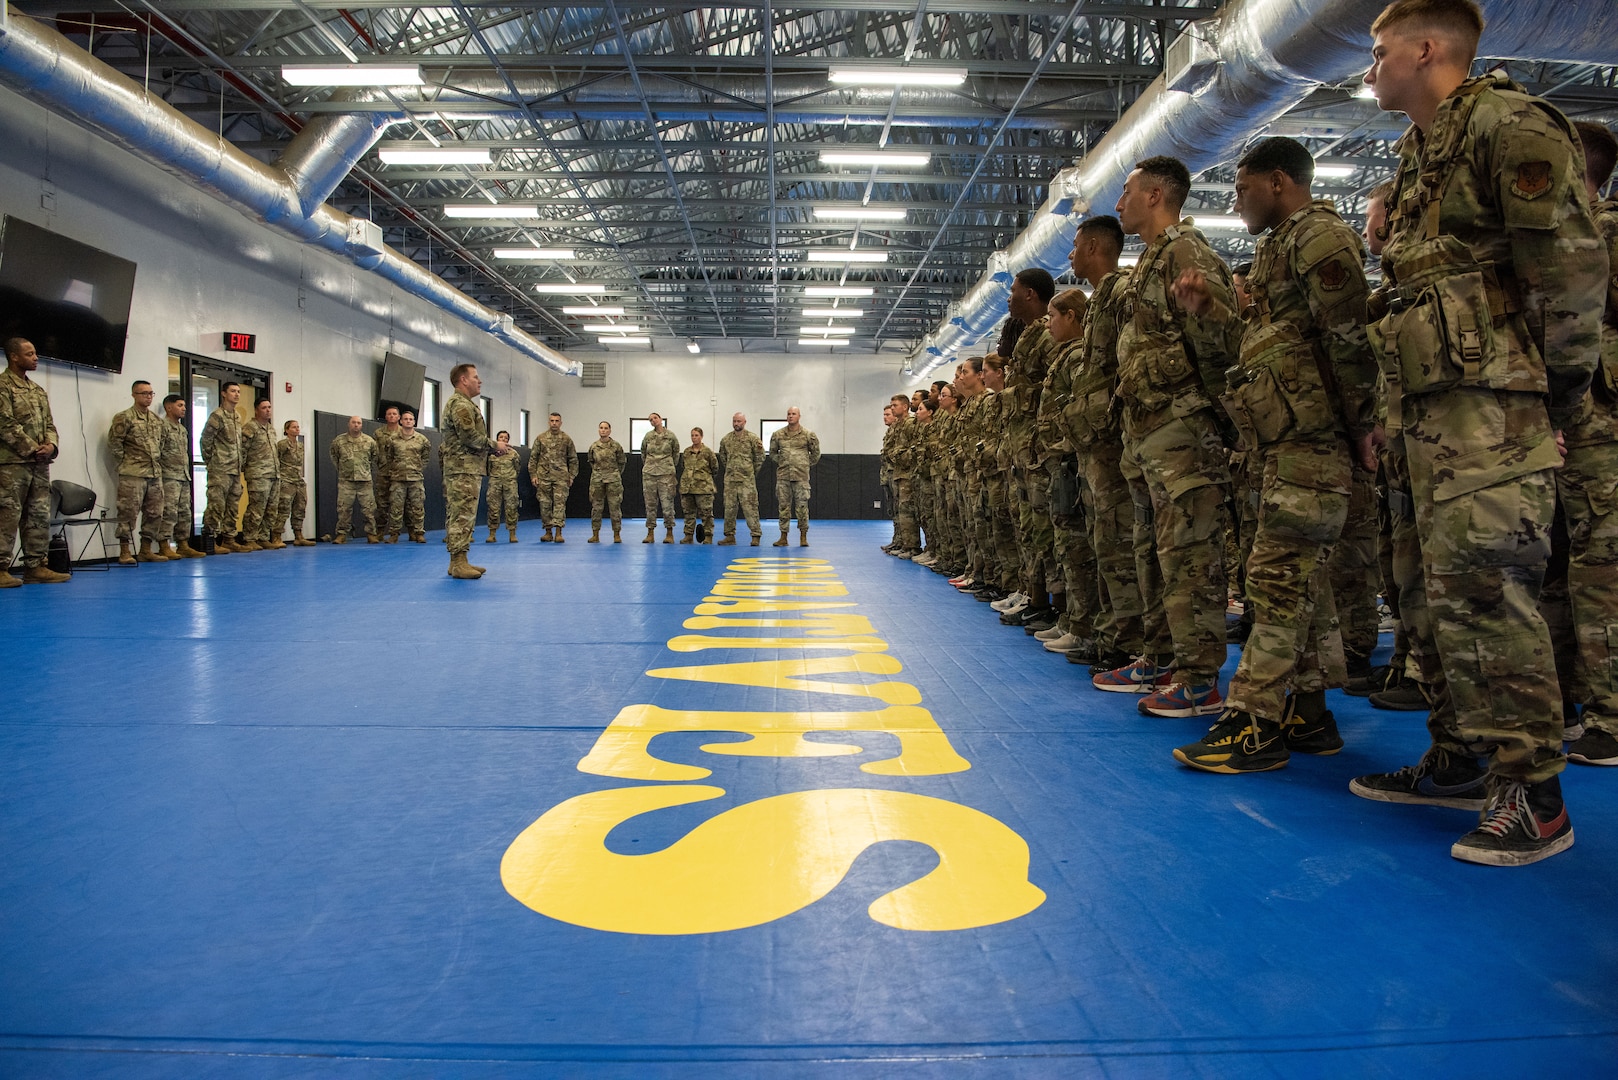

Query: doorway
[169,351,271,534]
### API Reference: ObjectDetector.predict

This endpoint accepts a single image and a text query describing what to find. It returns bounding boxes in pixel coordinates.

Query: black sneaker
[1060,638,1099,664]
[1282,708,1344,755]
[973,587,1006,602]
[1226,619,1251,644]
[1023,611,1060,634]
[1369,677,1431,712]
[1344,664,1393,698]
[1349,746,1488,809]
[1173,710,1289,774]
[1451,775,1574,866]
[1568,728,1618,766]
[1082,647,1133,673]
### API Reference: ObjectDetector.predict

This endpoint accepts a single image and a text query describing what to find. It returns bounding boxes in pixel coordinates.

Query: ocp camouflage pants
[722,478,759,539]
[443,473,483,554]
[777,478,811,529]
[893,475,919,549]
[987,472,1018,591]
[644,473,677,527]
[942,477,965,568]
[1328,467,1381,667]
[116,474,164,543]
[1386,441,1443,741]
[915,472,936,552]
[0,461,51,568]
[682,493,714,539]
[203,467,241,538]
[163,477,193,542]
[274,480,306,538]
[966,476,989,580]
[487,476,520,531]
[591,475,624,529]
[336,478,375,538]
[389,479,425,536]
[1224,444,1349,723]
[1123,445,1171,662]
[1082,440,1145,658]
[374,475,392,540]
[242,477,279,543]
[1558,438,1618,733]
[1020,463,1057,601]
[1054,517,1097,638]
[535,474,571,527]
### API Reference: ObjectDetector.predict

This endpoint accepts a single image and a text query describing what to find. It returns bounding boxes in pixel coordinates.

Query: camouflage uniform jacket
[768,427,821,482]
[487,445,521,481]
[915,418,939,481]
[529,429,578,481]
[372,426,402,482]
[329,432,377,481]
[1565,197,1618,449]
[1006,314,1059,468]
[161,418,191,482]
[390,430,431,481]
[440,391,498,477]
[0,368,57,466]
[199,406,242,471]
[1224,199,1377,452]
[241,419,279,480]
[718,429,765,481]
[640,428,681,476]
[1115,220,1243,441]
[884,413,917,479]
[108,405,164,478]
[275,436,305,484]
[588,437,627,480]
[958,389,998,480]
[1037,338,1086,464]
[1062,271,1128,450]
[935,407,963,481]
[679,444,719,494]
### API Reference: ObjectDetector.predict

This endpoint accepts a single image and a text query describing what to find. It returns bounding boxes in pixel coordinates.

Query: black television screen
[0,216,137,374]
[378,351,426,417]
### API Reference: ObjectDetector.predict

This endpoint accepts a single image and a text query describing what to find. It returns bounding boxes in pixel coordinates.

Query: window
[630,417,671,451]
[760,418,789,447]
[478,396,492,432]
[519,409,531,444]
[421,379,440,428]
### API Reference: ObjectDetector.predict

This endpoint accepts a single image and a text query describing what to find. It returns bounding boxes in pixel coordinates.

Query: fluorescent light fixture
[804,286,875,298]
[686,341,701,354]
[813,206,907,221]
[1192,215,1247,229]
[807,250,889,263]
[444,204,541,218]
[799,326,856,335]
[797,338,844,346]
[283,65,423,86]
[599,336,651,345]
[493,248,575,260]
[562,305,624,316]
[801,307,863,318]
[378,147,492,165]
[1313,164,1356,179]
[828,66,967,87]
[535,283,606,294]
[819,150,931,167]
[582,323,639,333]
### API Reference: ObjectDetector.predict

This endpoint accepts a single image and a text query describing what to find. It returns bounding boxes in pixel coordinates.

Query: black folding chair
[50,480,115,570]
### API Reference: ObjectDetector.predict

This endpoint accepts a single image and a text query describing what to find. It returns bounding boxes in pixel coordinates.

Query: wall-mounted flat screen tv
[378,351,426,417]
[0,216,137,374]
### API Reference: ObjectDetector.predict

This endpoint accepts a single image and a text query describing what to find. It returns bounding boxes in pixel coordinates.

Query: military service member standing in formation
[388,409,430,544]
[0,338,69,586]
[679,427,718,544]
[530,411,578,544]
[239,397,282,551]
[717,411,765,546]
[640,412,680,544]
[371,406,402,544]
[160,394,203,558]
[486,430,522,544]
[274,420,314,546]
[108,380,167,564]
[329,415,378,544]
[769,406,820,547]
[440,363,508,579]
[882,394,920,557]
[587,420,627,543]
[199,381,244,552]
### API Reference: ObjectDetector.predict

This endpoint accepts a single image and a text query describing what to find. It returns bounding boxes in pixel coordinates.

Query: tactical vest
[1116,222,1220,432]
[1064,271,1126,449]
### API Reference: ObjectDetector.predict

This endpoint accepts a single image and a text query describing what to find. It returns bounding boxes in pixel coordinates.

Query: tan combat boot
[588,526,601,544]
[664,525,674,544]
[487,528,498,543]
[365,534,380,544]
[160,540,180,559]
[508,528,518,543]
[332,534,347,545]
[412,532,426,544]
[0,570,20,588]
[291,532,315,547]
[177,539,206,558]
[448,551,483,579]
[554,526,565,544]
[118,540,136,565]
[541,526,554,543]
[750,534,761,547]
[23,564,70,583]
[612,525,622,544]
[772,528,789,547]
[237,538,262,552]
[680,530,694,544]
[799,526,809,547]
[643,526,655,544]
[264,536,286,550]
[717,534,736,546]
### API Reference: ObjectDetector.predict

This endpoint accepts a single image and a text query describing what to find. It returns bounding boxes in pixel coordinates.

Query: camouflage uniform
[960,388,998,583]
[529,428,578,529]
[934,405,966,569]
[486,444,522,538]
[885,411,920,550]
[717,428,765,542]
[1007,315,1062,605]
[160,416,193,544]
[640,427,681,529]
[439,391,498,554]
[679,442,719,541]
[769,425,821,535]
[982,390,1019,591]
[1328,462,1382,675]
[108,403,165,546]
[1377,73,1606,781]
[1117,219,1244,685]
[328,431,377,539]
[273,435,307,539]
[1219,200,1377,724]
[388,430,430,538]
[0,367,58,569]
[1037,331,1097,638]
[240,417,280,544]
[371,424,401,542]
[915,415,939,554]
[199,404,242,539]
[587,437,627,531]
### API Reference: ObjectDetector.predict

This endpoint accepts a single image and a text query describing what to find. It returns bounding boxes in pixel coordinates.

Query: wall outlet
[873,501,881,508]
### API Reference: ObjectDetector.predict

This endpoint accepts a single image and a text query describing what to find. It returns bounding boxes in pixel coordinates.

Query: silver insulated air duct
[910,0,1618,376]
[0,11,579,377]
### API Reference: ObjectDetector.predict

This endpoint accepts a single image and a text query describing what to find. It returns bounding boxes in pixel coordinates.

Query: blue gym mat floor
[3,520,1616,1078]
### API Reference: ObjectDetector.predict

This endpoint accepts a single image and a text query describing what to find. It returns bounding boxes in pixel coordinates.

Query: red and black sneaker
[1451,775,1574,867]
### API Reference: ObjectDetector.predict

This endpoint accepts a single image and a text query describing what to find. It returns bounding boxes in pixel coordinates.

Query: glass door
[170,351,271,534]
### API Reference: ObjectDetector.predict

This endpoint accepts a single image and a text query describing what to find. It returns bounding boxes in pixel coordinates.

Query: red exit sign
[222,332,256,353]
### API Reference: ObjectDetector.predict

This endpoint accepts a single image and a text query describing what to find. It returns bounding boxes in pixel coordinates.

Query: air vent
[580,360,607,388]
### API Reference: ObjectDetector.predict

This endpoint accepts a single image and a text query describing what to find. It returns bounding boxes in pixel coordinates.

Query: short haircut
[384,405,399,416]
[400,409,415,421]
[549,411,561,419]
[932,380,948,392]
[1135,156,1192,212]
[496,430,509,440]
[891,393,911,406]
[1369,179,1397,203]
[164,394,184,407]
[282,419,296,433]
[1237,136,1315,186]
[1077,215,1126,258]
[131,380,152,391]
[3,337,30,358]
[220,381,239,394]
[1233,261,1254,278]
[1371,0,1484,59]
[449,363,475,388]
[1576,121,1618,191]
[1049,288,1088,320]
[1015,268,1057,303]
